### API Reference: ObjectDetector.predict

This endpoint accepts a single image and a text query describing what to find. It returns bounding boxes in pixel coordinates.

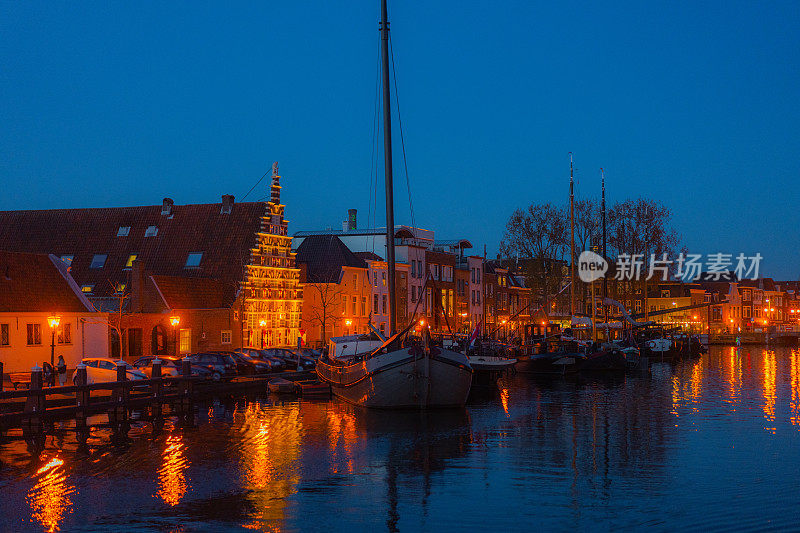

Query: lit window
[221,330,232,344]
[60,255,74,265]
[116,283,126,294]
[81,284,94,293]
[117,226,131,236]
[122,254,138,269]
[90,254,107,269]
[26,323,42,345]
[185,252,203,268]
[145,226,158,237]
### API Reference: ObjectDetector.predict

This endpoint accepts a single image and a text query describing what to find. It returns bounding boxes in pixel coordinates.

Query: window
[411,261,416,278]
[373,272,378,287]
[380,322,386,336]
[382,295,387,314]
[179,329,191,354]
[81,284,94,294]
[382,272,386,287]
[90,254,107,269]
[221,330,232,344]
[60,255,74,267]
[743,307,752,318]
[26,323,42,345]
[352,296,357,316]
[116,283,126,294]
[661,290,670,298]
[151,325,168,355]
[57,324,72,345]
[145,226,158,237]
[411,285,416,302]
[0,324,9,346]
[185,252,203,268]
[117,226,131,236]
[361,297,366,317]
[124,254,138,269]
[374,294,379,314]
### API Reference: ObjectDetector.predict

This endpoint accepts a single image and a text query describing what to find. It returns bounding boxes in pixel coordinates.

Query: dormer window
[116,283,126,294]
[60,255,74,269]
[117,226,131,236]
[90,254,107,269]
[81,284,94,294]
[124,254,138,269]
[145,226,158,237]
[185,252,203,268]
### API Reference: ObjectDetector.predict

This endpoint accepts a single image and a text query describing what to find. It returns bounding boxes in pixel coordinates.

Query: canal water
[2,346,800,532]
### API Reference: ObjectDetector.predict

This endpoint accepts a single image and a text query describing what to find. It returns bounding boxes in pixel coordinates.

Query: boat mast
[601,168,608,330]
[569,153,575,319]
[381,0,397,335]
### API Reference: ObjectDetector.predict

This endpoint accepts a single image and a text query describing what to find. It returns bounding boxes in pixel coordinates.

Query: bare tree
[608,198,680,263]
[304,281,344,347]
[500,203,569,305]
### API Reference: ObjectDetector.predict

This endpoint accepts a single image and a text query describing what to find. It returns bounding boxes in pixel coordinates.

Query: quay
[0,359,319,451]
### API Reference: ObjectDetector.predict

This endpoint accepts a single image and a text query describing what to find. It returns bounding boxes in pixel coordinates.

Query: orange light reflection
[156,434,189,506]
[27,455,75,532]
[762,350,777,433]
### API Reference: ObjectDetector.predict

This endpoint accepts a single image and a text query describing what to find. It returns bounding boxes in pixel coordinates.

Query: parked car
[295,347,322,360]
[182,352,237,381]
[235,348,286,371]
[262,347,316,370]
[230,352,273,375]
[131,356,212,379]
[71,357,147,385]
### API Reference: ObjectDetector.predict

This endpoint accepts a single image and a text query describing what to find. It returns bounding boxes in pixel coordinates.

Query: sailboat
[315,0,473,408]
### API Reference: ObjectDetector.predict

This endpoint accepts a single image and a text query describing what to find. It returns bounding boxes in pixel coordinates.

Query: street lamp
[169,316,180,356]
[47,315,60,386]
[259,319,267,348]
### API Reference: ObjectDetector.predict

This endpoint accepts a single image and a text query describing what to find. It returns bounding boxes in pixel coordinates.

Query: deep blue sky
[2,2,799,279]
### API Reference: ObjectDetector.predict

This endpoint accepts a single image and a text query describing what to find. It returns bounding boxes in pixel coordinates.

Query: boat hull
[515,353,582,375]
[316,347,472,409]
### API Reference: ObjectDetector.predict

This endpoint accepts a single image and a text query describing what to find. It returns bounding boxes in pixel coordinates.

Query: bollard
[110,361,129,443]
[179,359,194,427]
[151,359,163,431]
[75,364,90,449]
[23,366,46,450]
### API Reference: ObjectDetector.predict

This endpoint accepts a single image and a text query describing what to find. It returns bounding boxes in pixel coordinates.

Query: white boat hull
[316,347,472,409]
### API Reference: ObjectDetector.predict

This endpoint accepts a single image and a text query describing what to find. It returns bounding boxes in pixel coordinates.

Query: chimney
[348,209,357,230]
[161,198,174,216]
[221,194,235,214]
[342,220,349,232]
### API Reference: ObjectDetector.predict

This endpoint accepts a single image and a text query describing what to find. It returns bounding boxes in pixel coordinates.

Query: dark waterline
[2,346,800,532]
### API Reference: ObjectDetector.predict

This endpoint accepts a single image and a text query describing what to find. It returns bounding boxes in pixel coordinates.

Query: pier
[0,359,319,451]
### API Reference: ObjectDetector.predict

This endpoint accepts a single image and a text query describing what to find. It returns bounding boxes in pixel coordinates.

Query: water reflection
[27,455,75,532]
[762,350,777,433]
[5,347,800,531]
[155,434,189,507]
[792,350,800,428]
[237,402,301,529]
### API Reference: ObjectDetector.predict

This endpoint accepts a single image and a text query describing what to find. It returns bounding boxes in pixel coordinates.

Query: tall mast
[381,0,397,335]
[601,168,608,327]
[569,153,575,319]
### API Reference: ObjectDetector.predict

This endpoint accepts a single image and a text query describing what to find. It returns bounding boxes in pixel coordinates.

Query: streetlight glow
[169,316,180,327]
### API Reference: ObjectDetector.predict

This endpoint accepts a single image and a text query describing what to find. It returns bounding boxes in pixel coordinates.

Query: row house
[0,251,108,373]
[295,235,409,347]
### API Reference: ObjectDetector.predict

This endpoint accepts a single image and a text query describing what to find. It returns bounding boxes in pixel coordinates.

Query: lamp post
[259,319,267,349]
[169,316,180,356]
[47,315,60,386]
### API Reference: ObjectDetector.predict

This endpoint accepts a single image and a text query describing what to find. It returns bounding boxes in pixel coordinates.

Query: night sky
[2,2,798,279]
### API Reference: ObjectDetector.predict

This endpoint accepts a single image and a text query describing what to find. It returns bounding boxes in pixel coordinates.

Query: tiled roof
[0,251,92,313]
[295,235,367,283]
[150,275,229,309]
[0,200,265,301]
[354,251,383,262]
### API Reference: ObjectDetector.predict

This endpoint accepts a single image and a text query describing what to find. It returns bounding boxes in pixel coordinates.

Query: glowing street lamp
[169,316,180,356]
[259,319,267,349]
[47,315,60,386]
